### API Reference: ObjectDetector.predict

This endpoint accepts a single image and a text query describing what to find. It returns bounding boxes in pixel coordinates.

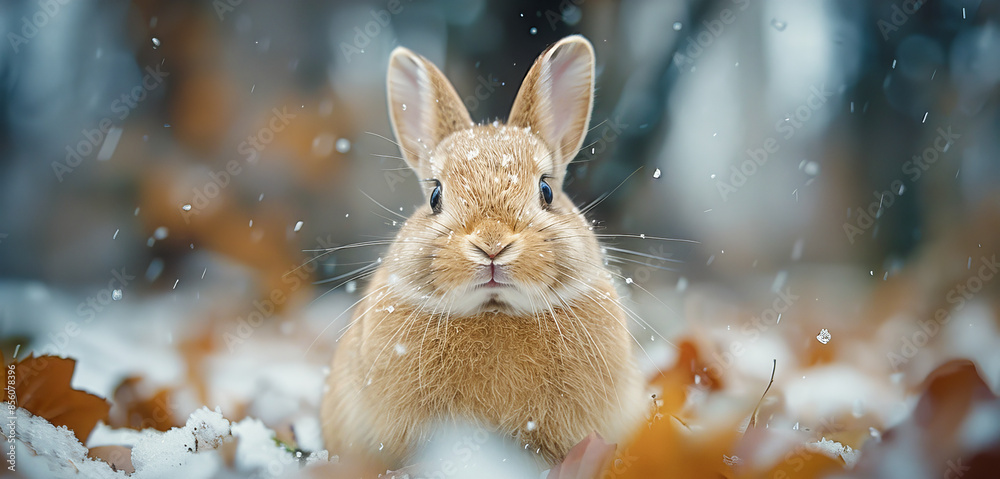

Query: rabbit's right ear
[508,36,595,171]
[387,48,473,177]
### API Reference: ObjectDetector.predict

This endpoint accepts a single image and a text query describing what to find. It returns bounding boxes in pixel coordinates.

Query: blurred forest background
[0,0,995,303]
[1,0,999,477]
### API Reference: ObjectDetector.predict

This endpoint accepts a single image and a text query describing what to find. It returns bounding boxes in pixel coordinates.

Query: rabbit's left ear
[387,47,473,177]
[508,35,595,169]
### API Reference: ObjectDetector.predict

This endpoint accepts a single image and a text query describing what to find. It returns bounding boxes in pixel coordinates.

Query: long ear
[508,35,595,169]
[387,47,473,177]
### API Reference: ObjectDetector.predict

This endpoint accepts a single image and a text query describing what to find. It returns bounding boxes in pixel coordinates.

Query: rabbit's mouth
[449,263,548,315]
[480,278,509,288]
[473,263,513,289]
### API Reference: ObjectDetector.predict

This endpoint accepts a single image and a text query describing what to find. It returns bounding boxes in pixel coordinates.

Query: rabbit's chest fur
[323,287,644,465]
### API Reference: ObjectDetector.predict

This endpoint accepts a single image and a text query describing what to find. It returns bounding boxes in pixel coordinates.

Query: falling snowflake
[335,138,351,153]
[816,328,832,344]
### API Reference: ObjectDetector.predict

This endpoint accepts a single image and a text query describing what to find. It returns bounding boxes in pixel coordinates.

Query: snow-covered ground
[2,259,1000,478]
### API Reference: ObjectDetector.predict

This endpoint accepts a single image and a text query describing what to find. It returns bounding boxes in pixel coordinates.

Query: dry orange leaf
[609,340,740,479]
[753,447,845,479]
[847,360,1000,478]
[913,359,994,438]
[6,354,110,443]
[108,376,180,432]
[549,432,617,479]
[88,445,135,474]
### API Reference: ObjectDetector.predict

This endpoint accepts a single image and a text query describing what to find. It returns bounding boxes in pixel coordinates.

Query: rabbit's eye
[430,181,442,213]
[539,179,553,205]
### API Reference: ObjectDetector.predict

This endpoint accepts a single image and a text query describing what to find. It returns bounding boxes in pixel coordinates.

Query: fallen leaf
[6,354,109,443]
[109,376,180,431]
[610,340,741,478]
[848,360,1000,478]
[88,445,135,473]
[548,432,616,479]
[755,445,846,478]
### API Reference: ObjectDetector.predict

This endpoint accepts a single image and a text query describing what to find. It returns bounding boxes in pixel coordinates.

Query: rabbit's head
[383,36,609,317]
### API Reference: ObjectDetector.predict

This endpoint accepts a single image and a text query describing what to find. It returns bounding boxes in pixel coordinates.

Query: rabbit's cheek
[428,245,489,292]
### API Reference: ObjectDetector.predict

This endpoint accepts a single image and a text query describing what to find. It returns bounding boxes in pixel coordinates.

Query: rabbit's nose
[470,238,512,260]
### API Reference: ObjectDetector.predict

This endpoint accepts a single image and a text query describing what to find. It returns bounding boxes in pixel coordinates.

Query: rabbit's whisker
[602,246,683,264]
[546,270,673,374]
[313,261,381,285]
[288,241,395,281]
[361,190,409,220]
[417,293,451,390]
[365,131,423,162]
[602,269,684,343]
[302,240,395,253]
[544,284,620,412]
[304,279,392,356]
[605,255,679,272]
[359,292,437,391]
[595,234,699,244]
[580,167,643,214]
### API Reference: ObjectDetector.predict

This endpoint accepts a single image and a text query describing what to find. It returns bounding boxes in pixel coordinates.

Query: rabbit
[320,35,647,469]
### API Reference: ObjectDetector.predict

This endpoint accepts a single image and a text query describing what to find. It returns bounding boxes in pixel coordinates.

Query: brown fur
[321,36,646,468]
